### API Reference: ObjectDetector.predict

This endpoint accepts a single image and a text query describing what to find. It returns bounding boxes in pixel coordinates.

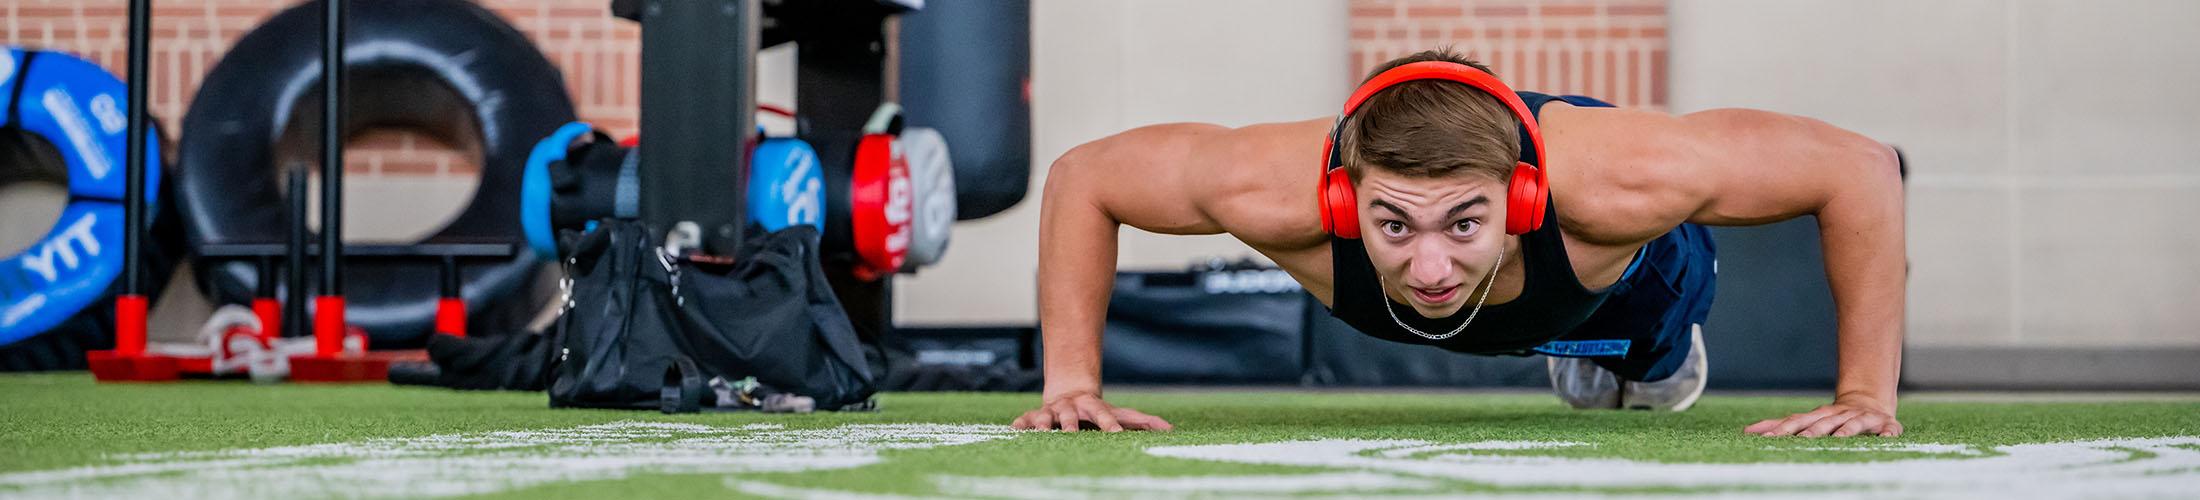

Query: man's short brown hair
[1338,48,1520,185]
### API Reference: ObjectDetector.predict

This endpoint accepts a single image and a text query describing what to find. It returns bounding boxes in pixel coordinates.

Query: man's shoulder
[1192,118,1334,243]
[1543,105,1703,246]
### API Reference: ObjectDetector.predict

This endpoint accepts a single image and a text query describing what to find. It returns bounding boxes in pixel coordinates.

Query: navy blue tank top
[1326,91,1627,355]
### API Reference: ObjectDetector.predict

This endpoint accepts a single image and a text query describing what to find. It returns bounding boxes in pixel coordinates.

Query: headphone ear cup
[1322,168,1360,239]
[1506,162,1546,235]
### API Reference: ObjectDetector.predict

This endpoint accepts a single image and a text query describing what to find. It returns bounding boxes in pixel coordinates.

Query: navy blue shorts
[1530,223,1717,382]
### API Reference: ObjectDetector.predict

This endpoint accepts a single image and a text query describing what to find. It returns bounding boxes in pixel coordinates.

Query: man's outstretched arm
[1014,123,1238,433]
[1629,107,1907,437]
[1735,121,1905,438]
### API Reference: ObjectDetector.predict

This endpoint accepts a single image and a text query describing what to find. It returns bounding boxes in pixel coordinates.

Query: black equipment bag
[881,327,1042,392]
[548,220,877,412]
[1102,262,1309,385]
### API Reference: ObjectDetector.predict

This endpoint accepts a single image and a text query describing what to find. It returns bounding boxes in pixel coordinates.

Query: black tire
[176,0,575,346]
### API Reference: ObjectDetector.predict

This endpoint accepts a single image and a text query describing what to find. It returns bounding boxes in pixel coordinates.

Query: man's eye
[1381,221,1408,236]
[1452,219,1481,236]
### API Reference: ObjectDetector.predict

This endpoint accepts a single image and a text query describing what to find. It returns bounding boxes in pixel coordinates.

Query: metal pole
[796,11,894,356]
[287,169,309,339]
[319,0,344,295]
[639,0,755,255]
[123,0,149,298]
[112,0,152,357]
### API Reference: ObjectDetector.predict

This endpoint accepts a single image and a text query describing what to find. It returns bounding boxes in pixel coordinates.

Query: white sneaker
[1547,354,1621,410]
[1621,324,1708,411]
[1547,324,1708,412]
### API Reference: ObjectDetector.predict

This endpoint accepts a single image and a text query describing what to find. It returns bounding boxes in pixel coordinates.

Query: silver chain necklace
[1381,244,1506,340]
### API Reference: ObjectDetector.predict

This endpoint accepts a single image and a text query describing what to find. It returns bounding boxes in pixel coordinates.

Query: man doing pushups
[1014,48,1907,438]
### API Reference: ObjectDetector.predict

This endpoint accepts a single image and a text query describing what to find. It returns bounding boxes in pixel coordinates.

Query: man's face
[1354,167,1508,318]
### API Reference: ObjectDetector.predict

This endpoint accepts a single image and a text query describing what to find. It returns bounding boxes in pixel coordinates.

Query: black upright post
[319,0,344,296]
[122,0,150,299]
[91,0,159,368]
[795,9,894,352]
[639,0,755,255]
[286,169,309,340]
[439,255,460,299]
[105,0,156,358]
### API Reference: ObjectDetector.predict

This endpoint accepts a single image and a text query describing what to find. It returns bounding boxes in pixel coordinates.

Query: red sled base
[85,351,180,382]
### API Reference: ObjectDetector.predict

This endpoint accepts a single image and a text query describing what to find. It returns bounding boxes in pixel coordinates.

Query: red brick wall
[1,0,642,176]
[1350,0,1667,110]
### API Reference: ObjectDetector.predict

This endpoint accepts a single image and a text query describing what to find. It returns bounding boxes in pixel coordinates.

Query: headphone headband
[1320,60,1550,238]
[1327,61,1543,171]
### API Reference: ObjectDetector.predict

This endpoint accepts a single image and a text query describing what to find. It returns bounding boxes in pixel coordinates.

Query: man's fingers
[1091,411,1124,433]
[1767,411,1833,436]
[1779,406,1845,435]
[1077,400,1124,432]
[1115,408,1174,431]
[1019,398,1176,434]
[1751,403,1907,438]
[1051,405,1078,433]
[1055,407,1082,433]
[1800,411,1856,437]
[1037,409,1061,432]
[1112,409,1156,429]
[1832,415,1876,437]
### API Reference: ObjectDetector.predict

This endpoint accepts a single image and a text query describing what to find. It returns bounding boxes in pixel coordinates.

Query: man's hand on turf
[1011,391,1174,433]
[1745,396,1902,438]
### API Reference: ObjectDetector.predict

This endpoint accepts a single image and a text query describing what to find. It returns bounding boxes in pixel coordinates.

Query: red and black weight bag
[547,219,877,413]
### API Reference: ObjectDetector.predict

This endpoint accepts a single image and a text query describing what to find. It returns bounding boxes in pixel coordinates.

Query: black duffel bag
[548,220,877,413]
[1102,261,1311,385]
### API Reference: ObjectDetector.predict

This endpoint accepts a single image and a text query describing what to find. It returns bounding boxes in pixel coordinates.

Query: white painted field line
[1376,440,1588,458]
[732,436,2200,499]
[0,422,1019,500]
[932,472,1442,499]
[10,418,2199,499]
[1144,436,2200,497]
[728,479,956,500]
[1771,443,1986,456]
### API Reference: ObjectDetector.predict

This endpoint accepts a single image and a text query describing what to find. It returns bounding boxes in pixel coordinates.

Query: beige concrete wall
[1668,0,2200,348]
[893,0,1351,326]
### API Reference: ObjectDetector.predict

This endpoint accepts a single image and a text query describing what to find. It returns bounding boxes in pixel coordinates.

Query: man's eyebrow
[1368,199,1410,220]
[1445,195,1490,219]
[1370,195,1490,222]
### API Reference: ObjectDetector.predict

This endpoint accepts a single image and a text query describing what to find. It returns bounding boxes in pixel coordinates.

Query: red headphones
[1319,61,1548,239]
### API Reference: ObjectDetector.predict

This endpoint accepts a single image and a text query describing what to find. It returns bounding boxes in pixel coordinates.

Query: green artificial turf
[1,373,2195,498]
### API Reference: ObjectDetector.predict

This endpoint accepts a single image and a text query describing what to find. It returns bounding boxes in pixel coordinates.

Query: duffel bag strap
[659,355,705,414]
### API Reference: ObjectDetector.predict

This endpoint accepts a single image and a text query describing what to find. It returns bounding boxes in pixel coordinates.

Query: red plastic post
[87,295,177,381]
[314,296,345,357]
[252,297,281,342]
[434,297,466,337]
[113,295,147,356]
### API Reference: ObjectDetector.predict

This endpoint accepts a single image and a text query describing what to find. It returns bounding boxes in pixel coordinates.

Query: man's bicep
[1676,109,1891,227]
[1049,123,1233,235]
[1192,119,1335,241]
